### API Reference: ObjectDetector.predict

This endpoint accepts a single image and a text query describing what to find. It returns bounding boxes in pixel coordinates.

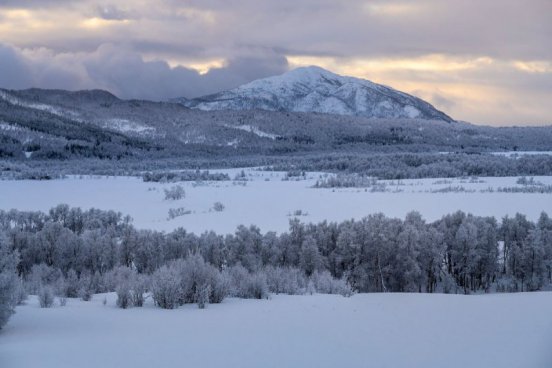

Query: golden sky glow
[288,55,494,76]
[80,17,131,29]
[513,61,552,74]
[0,0,550,125]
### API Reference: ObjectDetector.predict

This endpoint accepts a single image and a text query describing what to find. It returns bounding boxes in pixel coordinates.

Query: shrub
[213,202,225,212]
[14,278,28,305]
[168,207,191,219]
[196,283,210,309]
[314,174,377,188]
[440,273,460,294]
[26,264,62,295]
[143,171,229,183]
[80,288,93,302]
[113,266,147,308]
[151,265,181,309]
[62,269,80,298]
[176,255,228,305]
[245,273,269,299]
[209,271,230,304]
[225,265,269,299]
[116,285,132,309]
[38,287,55,308]
[164,185,185,200]
[311,271,353,297]
[149,255,229,309]
[130,274,148,307]
[264,266,307,295]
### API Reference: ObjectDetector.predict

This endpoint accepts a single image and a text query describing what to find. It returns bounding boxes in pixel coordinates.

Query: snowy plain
[2,169,552,368]
[1,292,551,368]
[1,169,551,234]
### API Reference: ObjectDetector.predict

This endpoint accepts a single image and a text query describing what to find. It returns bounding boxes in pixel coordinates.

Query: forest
[1,205,551,328]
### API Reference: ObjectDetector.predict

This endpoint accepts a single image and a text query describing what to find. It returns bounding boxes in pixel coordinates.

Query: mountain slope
[3,86,551,165]
[178,66,453,122]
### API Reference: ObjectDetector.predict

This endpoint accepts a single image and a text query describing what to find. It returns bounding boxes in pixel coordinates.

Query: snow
[317,96,351,115]
[241,65,345,93]
[1,292,551,368]
[492,151,552,157]
[0,90,76,118]
[377,100,392,109]
[403,105,421,118]
[0,122,23,132]
[2,169,552,367]
[185,66,451,121]
[103,118,155,135]
[0,170,551,234]
[228,124,280,140]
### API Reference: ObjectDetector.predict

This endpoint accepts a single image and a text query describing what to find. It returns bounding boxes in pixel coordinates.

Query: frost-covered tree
[62,269,80,298]
[299,236,323,277]
[26,263,63,294]
[264,266,307,295]
[38,286,54,308]
[394,219,423,292]
[151,264,181,309]
[113,266,147,308]
[311,271,353,296]
[174,254,227,304]
[0,239,19,328]
[501,214,534,291]
[199,231,226,270]
[133,230,165,274]
[195,283,210,309]
[0,205,551,304]
[520,228,547,291]
[224,264,268,299]
[536,212,552,284]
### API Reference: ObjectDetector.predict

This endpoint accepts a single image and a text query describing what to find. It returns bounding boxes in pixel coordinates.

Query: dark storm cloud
[0,44,33,89]
[0,43,289,100]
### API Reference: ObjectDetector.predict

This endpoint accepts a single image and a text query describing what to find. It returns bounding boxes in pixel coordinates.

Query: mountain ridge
[176,66,453,122]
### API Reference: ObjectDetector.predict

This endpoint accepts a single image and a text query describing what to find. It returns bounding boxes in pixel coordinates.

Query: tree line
[1,205,551,327]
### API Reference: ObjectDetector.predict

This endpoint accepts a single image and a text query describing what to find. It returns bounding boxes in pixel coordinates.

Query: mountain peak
[180,66,454,122]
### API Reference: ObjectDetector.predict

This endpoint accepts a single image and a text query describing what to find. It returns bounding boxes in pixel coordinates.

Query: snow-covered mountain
[178,66,453,122]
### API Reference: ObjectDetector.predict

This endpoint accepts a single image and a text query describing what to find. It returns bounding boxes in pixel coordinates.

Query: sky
[0,0,550,126]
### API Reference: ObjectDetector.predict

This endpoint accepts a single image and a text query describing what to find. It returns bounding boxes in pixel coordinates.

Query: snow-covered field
[1,292,551,368]
[2,170,552,368]
[1,169,551,234]
[491,151,552,157]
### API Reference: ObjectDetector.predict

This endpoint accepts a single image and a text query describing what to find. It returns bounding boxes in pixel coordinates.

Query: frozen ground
[1,292,551,368]
[491,151,552,157]
[1,169,551,233]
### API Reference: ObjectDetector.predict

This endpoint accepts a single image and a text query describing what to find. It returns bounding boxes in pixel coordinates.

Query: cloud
[0,0,74,8]
[0,44,33,88]
[0,0,550,124]
[2,0,549,60]
[0,43,289,100]
[96,5,130,20]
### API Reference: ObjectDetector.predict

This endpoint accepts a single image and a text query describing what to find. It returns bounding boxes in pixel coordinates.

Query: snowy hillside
[179,66,453,121]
